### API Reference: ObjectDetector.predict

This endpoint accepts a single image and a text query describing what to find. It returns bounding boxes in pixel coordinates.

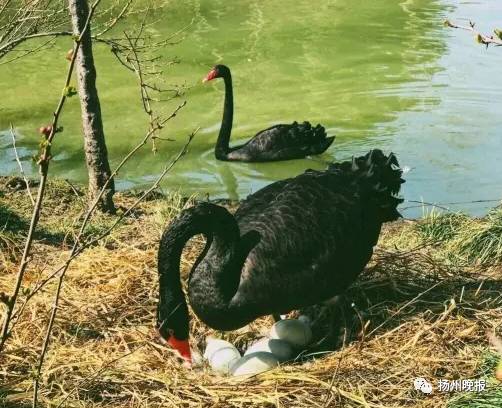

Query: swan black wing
[231,150,404,316]
[232,171,372,313]
[227,121,334,162]
[234,178,291,220]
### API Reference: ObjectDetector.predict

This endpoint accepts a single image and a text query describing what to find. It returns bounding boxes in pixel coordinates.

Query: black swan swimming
[203,64,335,162]
[156,149,404,362]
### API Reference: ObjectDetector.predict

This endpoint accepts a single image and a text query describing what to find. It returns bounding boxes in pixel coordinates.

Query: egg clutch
[202,318,313,376]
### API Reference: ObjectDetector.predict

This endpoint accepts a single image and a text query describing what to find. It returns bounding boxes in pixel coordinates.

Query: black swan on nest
[156,149,404,362]
[203,64,335,162]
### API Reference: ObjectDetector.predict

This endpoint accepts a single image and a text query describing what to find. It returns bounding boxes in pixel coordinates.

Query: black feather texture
[157,149,404,338]
[228,120,334,162]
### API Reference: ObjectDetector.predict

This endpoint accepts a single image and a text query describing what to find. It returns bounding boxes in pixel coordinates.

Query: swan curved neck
[215,71,233,160]
[157,204,245,331]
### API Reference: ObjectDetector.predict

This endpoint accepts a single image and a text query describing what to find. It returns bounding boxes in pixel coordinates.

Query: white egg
[230,352,279,376]
[269,318,312,348]
[204,338,241,374]
[244,337,294,362]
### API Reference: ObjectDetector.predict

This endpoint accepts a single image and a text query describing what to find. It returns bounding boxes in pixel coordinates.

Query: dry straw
[1,179,501,407]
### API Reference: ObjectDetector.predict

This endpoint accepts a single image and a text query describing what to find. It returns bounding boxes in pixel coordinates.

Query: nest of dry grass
[1,179,501,407]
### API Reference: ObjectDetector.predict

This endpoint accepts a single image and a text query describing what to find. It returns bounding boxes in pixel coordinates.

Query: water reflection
[5,0,498,217]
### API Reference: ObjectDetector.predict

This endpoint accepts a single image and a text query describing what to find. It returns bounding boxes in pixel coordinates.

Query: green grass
[455,208,502,265]
[0,177,147,251]
[415,209,470,243]
[447,352,502,408]
[407,207,502,266]
[448,388,502,408]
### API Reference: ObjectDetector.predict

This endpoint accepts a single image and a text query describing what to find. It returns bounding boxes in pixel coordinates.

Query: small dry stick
[444,19,502,47]
[367,280,444,337]
[54,347,141,408]
[9,124,35,206]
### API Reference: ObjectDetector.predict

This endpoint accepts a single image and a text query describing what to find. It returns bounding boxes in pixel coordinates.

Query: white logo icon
[414,377,433,394]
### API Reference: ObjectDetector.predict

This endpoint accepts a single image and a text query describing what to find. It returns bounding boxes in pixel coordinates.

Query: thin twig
[7,102,188,335]
[445,19,502,47]
[9,124,35,206]
[54,347,142,408]
[0,37,56,65]
[94,0,133,37]
[28,0,103,404]
[0,0,102,356]
[30,20,192,405]
[31,128,197,406]
[367,280,445,338]
[0,30,71,58]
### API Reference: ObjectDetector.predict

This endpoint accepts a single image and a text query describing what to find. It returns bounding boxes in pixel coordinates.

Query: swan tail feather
[329,149,405,221]
[289,121,334,154]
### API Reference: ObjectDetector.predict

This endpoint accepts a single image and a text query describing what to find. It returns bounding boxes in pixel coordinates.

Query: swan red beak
[202,68,217,83]
[167,335,192,364]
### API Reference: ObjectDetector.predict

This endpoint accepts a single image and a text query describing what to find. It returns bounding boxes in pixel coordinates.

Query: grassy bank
[1,176,501,407]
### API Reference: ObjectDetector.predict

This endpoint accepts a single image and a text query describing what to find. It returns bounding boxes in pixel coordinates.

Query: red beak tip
[203,69,217,83]
[166,336,192,365]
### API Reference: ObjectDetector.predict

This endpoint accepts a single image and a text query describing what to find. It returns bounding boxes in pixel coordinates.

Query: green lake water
[1,0,502,217]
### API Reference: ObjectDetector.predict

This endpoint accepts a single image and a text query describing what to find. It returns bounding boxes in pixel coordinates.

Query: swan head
[157,300,192,364]
[203,64,230,82]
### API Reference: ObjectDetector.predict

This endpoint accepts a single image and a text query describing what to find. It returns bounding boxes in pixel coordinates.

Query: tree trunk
[68,0,115,213]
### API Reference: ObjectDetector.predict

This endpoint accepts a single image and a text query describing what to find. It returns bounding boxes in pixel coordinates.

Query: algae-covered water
[1,0,502,217]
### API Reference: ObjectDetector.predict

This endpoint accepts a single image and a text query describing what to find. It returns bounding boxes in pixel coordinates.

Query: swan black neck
[215,69,233,160]
[157,203,243,338]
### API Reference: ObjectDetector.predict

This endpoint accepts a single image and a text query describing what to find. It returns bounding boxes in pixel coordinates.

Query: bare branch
[7,98,189,336]
[445,19,502,47]
[0,37,56,65]
[0,30,71,58]
[0,0,69,60]
[0,0,102,359]
[1,7,195,405]
[27,10,193,403]
[94,0,133,37]
[29,124,196,407]
[9,124,35,206]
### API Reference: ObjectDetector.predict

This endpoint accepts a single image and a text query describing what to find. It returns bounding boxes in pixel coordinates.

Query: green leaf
[63,85,78,97]
[494,29,502,40]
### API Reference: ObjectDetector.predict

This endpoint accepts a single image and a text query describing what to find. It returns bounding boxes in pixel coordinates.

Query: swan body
[156,149,404,362]
[203,65,335,162]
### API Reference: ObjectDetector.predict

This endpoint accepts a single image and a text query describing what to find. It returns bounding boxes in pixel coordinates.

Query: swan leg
[305,295,359,352]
